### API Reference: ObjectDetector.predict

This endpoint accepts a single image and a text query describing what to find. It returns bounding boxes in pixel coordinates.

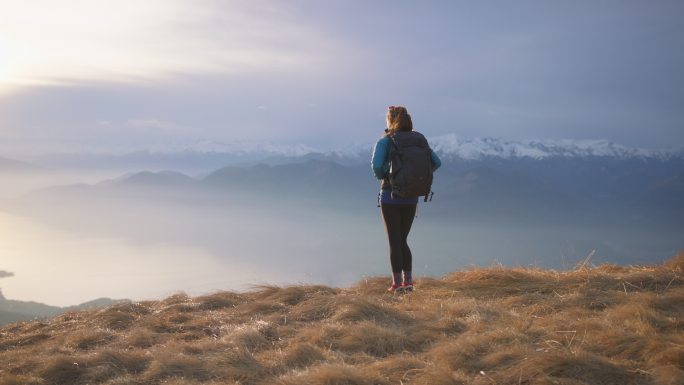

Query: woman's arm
[371,137,390,180]
[431,150,442,171]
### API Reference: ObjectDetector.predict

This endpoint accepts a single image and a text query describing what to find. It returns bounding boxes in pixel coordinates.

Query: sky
[1,0,683,157]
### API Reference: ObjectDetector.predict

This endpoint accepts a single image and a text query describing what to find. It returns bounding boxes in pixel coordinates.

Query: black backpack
[386,131,434,200]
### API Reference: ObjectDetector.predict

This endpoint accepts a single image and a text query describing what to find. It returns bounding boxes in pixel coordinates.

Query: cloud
[0,0,331,94]
[0,270,14,278]
[0,1,682,153]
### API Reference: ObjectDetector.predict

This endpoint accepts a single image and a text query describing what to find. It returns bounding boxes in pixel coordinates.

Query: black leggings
[381,204,417,273]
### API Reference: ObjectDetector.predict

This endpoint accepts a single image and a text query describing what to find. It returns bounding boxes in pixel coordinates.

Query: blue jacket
[371,134,442,204]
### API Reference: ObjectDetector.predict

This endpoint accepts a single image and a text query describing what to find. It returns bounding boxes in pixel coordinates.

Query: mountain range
[427,135,684,160]
[25,145,683,227]
[12,136,683,173]
[3,136,682,278]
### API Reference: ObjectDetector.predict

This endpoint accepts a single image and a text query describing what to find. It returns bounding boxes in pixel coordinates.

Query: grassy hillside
[1,254,682,385]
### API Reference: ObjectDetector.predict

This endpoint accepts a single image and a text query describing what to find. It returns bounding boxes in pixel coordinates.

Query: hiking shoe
[387,284,404,293]
[401,282,414,292]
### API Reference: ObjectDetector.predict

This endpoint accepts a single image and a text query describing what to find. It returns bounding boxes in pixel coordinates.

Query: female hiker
[371,106,441,293]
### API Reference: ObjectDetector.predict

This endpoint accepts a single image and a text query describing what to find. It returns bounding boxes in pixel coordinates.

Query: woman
[371,106,441,293]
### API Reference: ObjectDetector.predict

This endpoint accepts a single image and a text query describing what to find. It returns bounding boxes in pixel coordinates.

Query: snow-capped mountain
[82,135,684,161]
[27,135,683,173]
[315,135,683,164]
[426,134,682,161]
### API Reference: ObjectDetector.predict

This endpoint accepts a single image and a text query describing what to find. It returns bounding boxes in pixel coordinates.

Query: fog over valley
[1,141,682,307]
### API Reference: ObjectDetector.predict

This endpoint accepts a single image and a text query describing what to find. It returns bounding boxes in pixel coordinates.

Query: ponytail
[386,106,413,132]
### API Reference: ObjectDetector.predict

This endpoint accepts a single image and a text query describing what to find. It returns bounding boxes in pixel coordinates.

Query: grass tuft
[195,291,245,310]
[0,374,43,385]
[40,356,86,385]
[281,342,327,369]
[66,328,116,350]
[142,353,210,382]
[279,364,376,385]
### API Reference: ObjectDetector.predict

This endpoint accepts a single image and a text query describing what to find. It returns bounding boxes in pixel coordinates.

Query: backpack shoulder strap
[387,132,402,153]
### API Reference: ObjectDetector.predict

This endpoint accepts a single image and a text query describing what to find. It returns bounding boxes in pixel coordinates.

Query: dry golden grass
[1,252,682,384]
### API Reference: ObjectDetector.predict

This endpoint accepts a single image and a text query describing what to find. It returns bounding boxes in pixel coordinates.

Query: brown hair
[386,105,413,133]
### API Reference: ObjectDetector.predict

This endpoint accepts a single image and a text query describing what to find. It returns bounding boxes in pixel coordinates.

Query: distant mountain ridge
[21,135,684,172]
[427,135,684,161]
[132,135,684,161]
[9,148,683,280]
[142,136,684,162]
[28,153,684,228]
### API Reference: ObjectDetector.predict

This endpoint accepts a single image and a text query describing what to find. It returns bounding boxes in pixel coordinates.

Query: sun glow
[0,0,314,94]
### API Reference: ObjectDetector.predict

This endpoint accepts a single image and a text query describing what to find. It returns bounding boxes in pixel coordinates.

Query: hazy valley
[1,138,683,309]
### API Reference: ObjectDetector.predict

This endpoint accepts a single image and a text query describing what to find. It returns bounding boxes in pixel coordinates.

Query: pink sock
[392,272,402,286]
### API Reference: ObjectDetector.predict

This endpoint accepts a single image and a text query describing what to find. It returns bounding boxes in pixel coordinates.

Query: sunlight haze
[0,0,322,94]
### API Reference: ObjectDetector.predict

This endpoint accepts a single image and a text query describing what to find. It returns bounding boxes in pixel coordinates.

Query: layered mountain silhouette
[26,136,684,173]
[5,144,682,275]
[24,153,684,226]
